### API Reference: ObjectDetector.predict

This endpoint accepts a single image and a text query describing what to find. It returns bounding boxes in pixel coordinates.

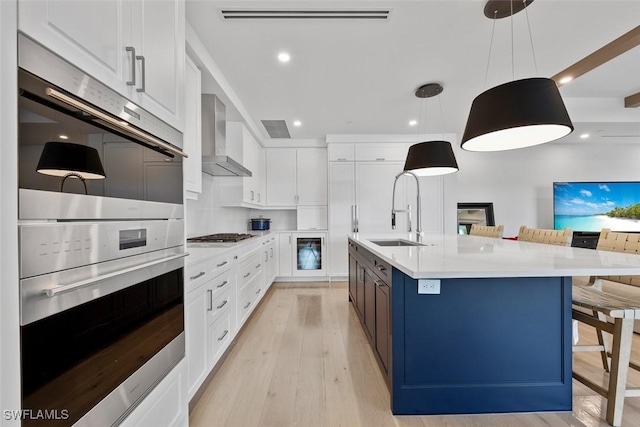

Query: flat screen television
[553,182,640,232]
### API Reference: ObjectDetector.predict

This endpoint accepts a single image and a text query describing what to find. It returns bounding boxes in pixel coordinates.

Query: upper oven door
[18,36,186,217]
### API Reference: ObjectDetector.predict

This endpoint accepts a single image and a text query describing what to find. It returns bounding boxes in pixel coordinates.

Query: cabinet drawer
[354,144,407,162]
[209,310,232,360]
[328,144,354,161]
[239,285,255,324]
[373,258,392,283]
[210,270,232,294]
[208,286,232,324]
[186,253,233,293]
[239,254,263,290]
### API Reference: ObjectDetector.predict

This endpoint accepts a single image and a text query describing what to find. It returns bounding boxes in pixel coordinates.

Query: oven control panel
[19,220,184,279]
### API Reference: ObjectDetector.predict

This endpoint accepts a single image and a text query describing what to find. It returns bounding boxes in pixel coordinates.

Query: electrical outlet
[418,279,441,295]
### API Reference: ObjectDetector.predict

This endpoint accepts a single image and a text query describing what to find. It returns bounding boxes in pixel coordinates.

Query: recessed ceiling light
[409,120,418,126]
[278,52,290,63]
[293,120,301,127]
[58,134,69,140]
[580,133,590,139]
[559,76,573,85]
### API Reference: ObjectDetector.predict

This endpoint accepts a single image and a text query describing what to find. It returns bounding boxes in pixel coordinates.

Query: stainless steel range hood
[201,94,252,177]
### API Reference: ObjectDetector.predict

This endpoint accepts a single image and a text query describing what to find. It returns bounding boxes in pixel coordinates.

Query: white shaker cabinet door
[266,148,296,206]
[355,162,407,234]
[184,54,202,195]
[18,0,129,95]
[185,285,208,400]
[328,162,355,278]
[296,148,327,205]
[130,0,185,130]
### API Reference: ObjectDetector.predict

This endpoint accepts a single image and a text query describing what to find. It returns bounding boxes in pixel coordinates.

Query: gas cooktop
[187,233,256,243]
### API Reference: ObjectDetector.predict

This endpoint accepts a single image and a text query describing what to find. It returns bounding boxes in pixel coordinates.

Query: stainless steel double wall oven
[18,35,187,426]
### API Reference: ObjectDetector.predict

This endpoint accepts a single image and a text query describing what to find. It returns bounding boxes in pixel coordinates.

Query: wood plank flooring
[189,282,640,427]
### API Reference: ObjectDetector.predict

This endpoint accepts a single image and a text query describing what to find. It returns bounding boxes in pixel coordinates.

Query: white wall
[186,174,251,237]
[455,141,640,237]
[1,1,21,424]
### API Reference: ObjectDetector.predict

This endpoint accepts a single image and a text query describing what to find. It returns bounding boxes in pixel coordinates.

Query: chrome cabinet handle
[217,330,229,341]
[207,289,213,311]
[243,272,251,278]
[216,300,228,309]
[217,261,228,268]
[250,190,255,201]
[255,288,261,295]
[125,46,136,85]
[45,88,187,158]
[256,263,261,269]
[44,252,188,297]
[376,157,385,161]
[216,280,228,289]
[355,205,359,232]
[135,55,146,92]
[244,302,251,309]
[190,271,205,280]
[376,265,386,272]
[374,280,382,287]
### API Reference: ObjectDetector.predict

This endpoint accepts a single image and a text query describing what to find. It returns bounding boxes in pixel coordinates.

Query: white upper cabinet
[129,0,184,131]
[18,0,185,132]
[183,54,202,196]
[265,149,297,206]
[296,148,327,205]
[266,147,327,207]
[218,122,265,207]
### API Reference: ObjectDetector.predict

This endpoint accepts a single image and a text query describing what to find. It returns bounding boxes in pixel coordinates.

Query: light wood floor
[189,282,640,427]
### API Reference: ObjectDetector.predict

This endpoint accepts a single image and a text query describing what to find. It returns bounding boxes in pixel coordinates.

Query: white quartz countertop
[349,233,640,279]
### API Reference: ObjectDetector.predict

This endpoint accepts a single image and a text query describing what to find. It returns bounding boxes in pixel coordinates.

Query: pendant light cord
[523,0,538,74]
[510,0,514,80]
[417,97,425,143]
[483,10,498,88]
[438,95,445,140]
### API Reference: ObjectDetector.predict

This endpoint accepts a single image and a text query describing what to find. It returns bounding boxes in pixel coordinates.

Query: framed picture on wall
[457,202,495,234]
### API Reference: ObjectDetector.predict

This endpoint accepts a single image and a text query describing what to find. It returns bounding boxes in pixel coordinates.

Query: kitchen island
[347,233,640,416]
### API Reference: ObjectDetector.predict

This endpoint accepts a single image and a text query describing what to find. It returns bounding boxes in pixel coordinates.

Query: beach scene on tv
[554,182,640,232]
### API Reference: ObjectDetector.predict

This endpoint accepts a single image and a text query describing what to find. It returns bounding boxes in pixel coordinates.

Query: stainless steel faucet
[391,171,423,242]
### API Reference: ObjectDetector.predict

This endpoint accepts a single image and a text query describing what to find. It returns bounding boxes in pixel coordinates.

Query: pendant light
[404,83,459,176]
[461,0,573,152]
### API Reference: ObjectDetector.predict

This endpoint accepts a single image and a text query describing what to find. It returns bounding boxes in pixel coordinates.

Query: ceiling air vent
[262,120,291,138]
[220,9,391,20]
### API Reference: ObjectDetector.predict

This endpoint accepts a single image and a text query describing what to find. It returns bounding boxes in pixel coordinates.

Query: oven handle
[44,87,188,159]
[44,252,188,297]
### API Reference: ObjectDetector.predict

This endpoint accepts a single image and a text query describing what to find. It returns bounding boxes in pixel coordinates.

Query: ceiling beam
[625,92,640,108]
[551,25,640,87]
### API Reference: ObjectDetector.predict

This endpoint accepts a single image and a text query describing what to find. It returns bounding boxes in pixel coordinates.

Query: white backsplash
[186,173,251,238]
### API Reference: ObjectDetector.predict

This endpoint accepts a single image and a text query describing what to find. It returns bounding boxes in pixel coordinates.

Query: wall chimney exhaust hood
[201,94,252,177]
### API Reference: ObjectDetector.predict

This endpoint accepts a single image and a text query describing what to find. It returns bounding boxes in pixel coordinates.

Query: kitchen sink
[369,239,425,247]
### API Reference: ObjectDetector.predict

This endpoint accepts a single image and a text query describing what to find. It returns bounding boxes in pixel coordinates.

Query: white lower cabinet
[185,253,235,400]
[185,236,277,402]
[119,359,187,427]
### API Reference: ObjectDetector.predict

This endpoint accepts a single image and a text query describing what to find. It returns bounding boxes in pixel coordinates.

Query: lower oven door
[20,250,186,427]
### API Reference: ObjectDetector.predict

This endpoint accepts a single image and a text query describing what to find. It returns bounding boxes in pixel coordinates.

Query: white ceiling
[185,0,640,146]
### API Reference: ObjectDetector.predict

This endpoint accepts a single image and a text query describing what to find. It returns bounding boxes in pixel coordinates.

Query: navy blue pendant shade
[404,141,459,177]
[461,77,573,151]
[36,141,106,179]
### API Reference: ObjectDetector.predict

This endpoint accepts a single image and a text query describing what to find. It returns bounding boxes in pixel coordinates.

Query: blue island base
[391,270,572,415]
